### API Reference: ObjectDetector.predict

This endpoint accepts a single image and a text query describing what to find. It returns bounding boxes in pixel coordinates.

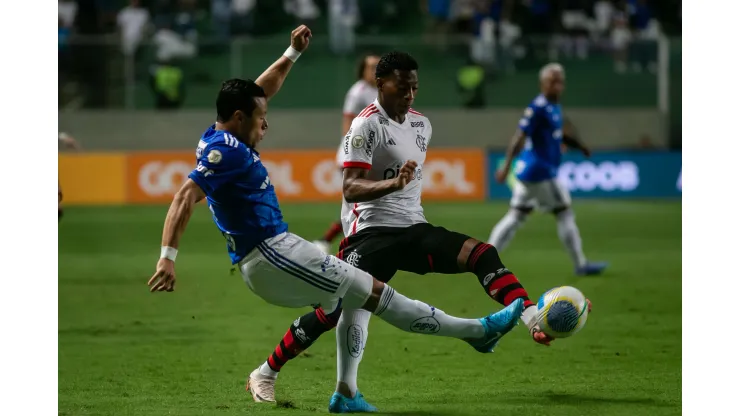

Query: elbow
[343,188,359,203]
[342,181,359,203]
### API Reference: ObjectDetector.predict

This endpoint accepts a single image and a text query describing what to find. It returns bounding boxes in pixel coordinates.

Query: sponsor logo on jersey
[347,324,364,358]
[377,116,389,126]
[410,316,441,334]
[383,164,423,181]
[410,121,424,128]
[366,131,375,157]
[416,134,427,152]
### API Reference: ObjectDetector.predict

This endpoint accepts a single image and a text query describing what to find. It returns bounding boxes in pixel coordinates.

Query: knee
[510,207,531,222]
[553,206,574,219]
[360,279,384,312]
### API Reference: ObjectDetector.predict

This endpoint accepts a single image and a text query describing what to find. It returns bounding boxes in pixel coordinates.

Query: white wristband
[160,246,178,262]
[283,46,301,63]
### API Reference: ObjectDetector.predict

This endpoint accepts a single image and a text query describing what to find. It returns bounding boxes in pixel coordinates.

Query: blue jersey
[515,95,564,182]
[188,126,288,264]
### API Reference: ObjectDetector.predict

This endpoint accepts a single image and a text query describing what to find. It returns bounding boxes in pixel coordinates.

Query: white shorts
[239,232,373,312]
[511,178,572,211]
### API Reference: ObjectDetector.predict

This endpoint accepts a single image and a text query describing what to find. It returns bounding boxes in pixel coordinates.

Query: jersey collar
[373,99,408,127]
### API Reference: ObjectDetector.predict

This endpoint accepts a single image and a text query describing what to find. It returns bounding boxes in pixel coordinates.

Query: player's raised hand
[290,25,312,52]
[148,258,177,292]
[394,160,418,190]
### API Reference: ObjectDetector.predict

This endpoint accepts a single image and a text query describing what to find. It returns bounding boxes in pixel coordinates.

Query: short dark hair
[216,78,266,122]
[375,51,418,79]
[356,53,378,80]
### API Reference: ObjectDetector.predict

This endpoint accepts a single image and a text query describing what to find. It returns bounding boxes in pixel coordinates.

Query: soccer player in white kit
[313,54,380,254]
[144,32,524,409]
[248,52,583,413]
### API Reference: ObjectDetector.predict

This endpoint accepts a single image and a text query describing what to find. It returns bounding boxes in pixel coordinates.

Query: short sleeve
[518,105,540,136]
[340,117,379,170]
[188,142,249,194]
[342,88,366,116]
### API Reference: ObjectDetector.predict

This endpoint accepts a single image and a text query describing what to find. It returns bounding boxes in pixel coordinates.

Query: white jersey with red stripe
[339,100,431,235]
[336,80,378,167]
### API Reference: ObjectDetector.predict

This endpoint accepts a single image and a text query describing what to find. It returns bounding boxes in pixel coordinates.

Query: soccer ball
[535,286,589,339]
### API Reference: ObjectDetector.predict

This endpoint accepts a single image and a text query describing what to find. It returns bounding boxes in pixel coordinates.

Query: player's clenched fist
[148,258,177,292]
[290,25,312,52]
[394,160,418,190]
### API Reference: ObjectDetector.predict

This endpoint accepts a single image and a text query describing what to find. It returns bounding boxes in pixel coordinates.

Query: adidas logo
[387,138,397,146]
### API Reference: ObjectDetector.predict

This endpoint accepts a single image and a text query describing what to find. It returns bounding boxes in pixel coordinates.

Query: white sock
[556,210,587,268]
[336,309,371,398]
[259,361,278,378]
[374,285,484,339]
[488,209,525,251]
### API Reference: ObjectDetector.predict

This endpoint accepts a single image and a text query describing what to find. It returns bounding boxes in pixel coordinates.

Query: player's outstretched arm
[255,25,312,100]
[342,161,417,203]
[148,179,205,292]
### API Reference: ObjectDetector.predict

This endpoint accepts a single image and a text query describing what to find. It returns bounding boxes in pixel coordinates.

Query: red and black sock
[322,221,343,243]
[266,307,342,372]
[466,243,535,310]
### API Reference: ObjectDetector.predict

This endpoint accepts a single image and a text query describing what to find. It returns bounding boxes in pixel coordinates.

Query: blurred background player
[58,132,81,220]
[487,63,607,276]
[313,53,380,254]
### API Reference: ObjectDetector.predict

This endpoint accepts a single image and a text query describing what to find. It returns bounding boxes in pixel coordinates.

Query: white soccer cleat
[313,240,331,254]
[246,368,277,403]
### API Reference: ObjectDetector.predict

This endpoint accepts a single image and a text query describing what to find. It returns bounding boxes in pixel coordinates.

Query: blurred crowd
[58,0,681,108]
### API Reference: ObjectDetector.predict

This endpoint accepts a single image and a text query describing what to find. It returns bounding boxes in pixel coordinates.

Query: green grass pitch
[59,201,681,415]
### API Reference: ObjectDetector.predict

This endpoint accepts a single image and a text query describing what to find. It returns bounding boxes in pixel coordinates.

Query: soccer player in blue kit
[146,25,524,403]
[488,63,607,276]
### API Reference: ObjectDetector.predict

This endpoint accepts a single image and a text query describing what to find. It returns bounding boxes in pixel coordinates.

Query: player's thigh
[532,178,572,211]
[338,230,400,283]
[239,233,350,312]
[400,223,472,275]
[510,179,536,210]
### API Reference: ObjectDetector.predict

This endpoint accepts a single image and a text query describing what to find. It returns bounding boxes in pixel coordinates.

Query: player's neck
[377,100,405,124]
[215,122,251,146]
[543,94,559,103]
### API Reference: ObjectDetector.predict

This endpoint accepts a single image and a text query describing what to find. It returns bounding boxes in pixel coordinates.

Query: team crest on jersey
[345,250,361,267]
[415,134,428,152]
[207,149,223,164]
[352,135,364,149]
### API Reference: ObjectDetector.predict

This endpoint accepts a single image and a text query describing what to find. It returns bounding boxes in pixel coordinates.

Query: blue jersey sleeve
[518,105,541,136]
[188,142,250,193]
